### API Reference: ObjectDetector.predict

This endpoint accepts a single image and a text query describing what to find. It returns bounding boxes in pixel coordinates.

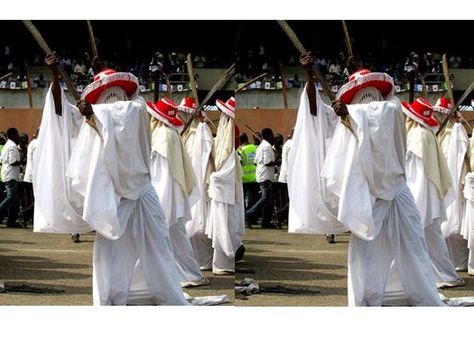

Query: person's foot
[261,223,279,229]
[6,222,27,229]
[71,233,80,243]
[213,270,234,276]
[245,220,253,230]
[437,277,465,289]
[235,245,246,262]
[326,234,336,244]
[181,277,210,288]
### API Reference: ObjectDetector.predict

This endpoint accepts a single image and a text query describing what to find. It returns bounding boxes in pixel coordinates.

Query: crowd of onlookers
[0,128,37,229]
[235,45,473,86]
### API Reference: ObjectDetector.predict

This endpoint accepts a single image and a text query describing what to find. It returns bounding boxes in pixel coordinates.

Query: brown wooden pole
[86,20,99,59]
[279,62,288,109]
[442,54,455,104]
[342,20,354,59]
[187,53,199,104]
[0,72,12,82]
[235,72,267,93]
[25,62,33,108]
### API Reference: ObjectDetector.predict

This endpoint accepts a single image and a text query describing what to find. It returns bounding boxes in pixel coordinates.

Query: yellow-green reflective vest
[238,144,257,183]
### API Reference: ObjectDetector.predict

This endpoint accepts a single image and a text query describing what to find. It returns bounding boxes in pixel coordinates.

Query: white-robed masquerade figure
[34,60,187,305]
[319,69,444,306]
[180,98,215,271]
[436,97,470,271]
[462,134,474,275]
[206,97,245,274]
[147,98,209,287]
[402,98,464,288]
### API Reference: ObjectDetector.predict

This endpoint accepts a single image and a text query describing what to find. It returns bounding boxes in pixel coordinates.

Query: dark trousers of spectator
[243,182,259,211]
[0,180,19,226]
[20,182,34,224]
[275,182,289,224]
[245,180,274,227]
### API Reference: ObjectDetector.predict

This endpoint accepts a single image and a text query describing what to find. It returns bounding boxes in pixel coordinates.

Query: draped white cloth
[462,172,474,275]
[321,97,443,306]
[288,85,345,235]
[206,113,245,273]
[206,152,245,273]
[33,86,91,234]
[185,122,214,269]
[440,122,469,269]
[406,133,461,285]
[34,87,186,305]
[150,145,205,284]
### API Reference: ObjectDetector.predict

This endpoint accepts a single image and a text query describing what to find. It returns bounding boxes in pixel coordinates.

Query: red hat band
[348,69,371,82]
[410,98,433,118]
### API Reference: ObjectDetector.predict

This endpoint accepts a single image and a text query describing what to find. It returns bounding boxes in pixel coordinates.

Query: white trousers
[189,230,214,270]
[170,217,206,283]
[425,219,461,283]
[347,186,444,306]
[92,187,187,306]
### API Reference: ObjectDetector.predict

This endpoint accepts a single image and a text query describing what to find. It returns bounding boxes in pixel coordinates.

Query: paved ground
[0,226,233,305]
[235,226,474,306]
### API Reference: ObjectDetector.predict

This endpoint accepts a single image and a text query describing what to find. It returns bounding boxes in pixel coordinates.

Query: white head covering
[351,86,383,104]
[96,86,128,104]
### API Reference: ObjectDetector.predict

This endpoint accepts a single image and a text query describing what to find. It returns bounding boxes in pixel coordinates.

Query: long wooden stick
[0,72,12,82]
[342,20,354,59]
[187,53,199,104]
[237,116,258,138]
[181,63,236,136]
[22,20,79,101]
[277,20,334,102]
[441,53,473,131]
[87,20,99,59]
[279,63,288,109]
[436,81,474,137]
[25,63,33,108]
[235,72,267,93]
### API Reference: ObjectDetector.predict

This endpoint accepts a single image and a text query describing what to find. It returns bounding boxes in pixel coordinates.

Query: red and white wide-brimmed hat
[178,97,198,114]
[81,69,139,104]
[402,97,439,132]
[146,98,184,132]
[433,97,454,115]
[216,96,235,118]
[336,69,394,105]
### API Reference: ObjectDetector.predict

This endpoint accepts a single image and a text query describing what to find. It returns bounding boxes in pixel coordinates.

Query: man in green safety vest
[237,133,259,216]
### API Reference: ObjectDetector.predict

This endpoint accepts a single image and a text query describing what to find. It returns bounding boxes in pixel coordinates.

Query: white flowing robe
[150,124,205,284]
[34,87,186,305]
[288,84,345,235]
[185,122,214,269]
[439,122,469,269]
[405,125,460,284]
[33,86,92,234]
[321,97,443,306]
[206,114,245,273]
[462,172,474,275]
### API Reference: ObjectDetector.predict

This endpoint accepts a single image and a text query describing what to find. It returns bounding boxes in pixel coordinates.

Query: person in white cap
[179,98,215,271]
[206,97,245,274]
[320,66,445,306]
[147,98,210,287]
[33,52,188,305]
[435,97,470,272]
[402,97,464,289]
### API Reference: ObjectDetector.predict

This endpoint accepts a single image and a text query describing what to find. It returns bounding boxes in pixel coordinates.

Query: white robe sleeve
[33,85,92,234]
[287,84,346,235]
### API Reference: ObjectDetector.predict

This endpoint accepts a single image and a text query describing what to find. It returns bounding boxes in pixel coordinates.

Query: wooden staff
[436,81,474,137]
[441,53,473,131]
[23,20,101,137]
[235,72,267,93]
[25,62,33,108]
[166,75,172,98]
[0,72,12,82]
[277,20,355,135]
[237,116,259,139]
[279,63,289,109]
[87,20,99,60]
[342,20,354,60]
[187,53,199,104]
[181,63,235,136]
[420,74,428,99]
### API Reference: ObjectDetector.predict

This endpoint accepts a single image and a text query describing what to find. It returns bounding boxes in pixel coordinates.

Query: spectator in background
[245,128,278,229]
[74,59,86,78]
[0,128,24,228]
[0,132,6,223]
[20,128,38,225]
[237,133,259,213]
[276,128,294,225]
